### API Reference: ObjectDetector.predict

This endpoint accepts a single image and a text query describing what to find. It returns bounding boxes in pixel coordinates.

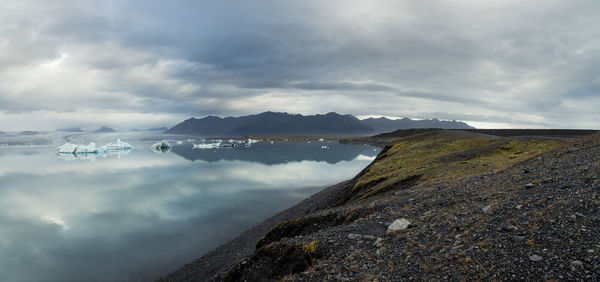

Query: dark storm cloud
[0,0,599,130]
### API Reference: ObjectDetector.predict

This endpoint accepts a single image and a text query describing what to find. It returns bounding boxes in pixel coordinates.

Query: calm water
[0,133,379,281]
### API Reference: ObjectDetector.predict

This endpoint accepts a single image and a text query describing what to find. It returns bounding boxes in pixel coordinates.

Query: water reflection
[57,149,132,161]
[0,142,380,281]
[171,142,378,165]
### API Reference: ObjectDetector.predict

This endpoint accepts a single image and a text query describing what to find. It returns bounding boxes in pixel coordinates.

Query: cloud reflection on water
[0,142,379,281]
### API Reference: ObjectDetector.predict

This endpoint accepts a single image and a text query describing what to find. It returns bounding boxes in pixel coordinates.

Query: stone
[529,254,543,262]
[571,260,584,267]
[373,238,383,247]
[348,234,362,239]
[387,218,411,235]
[525,183,535,189]
[482,205,491,213]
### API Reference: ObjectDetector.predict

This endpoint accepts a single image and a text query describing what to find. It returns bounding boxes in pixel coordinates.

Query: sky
[1,0,599,131]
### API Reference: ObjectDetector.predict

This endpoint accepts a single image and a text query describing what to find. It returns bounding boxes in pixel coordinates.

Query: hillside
[166,112,374,136]
[94,126,116,132]
[162,130,600,281]
[56,127,83,132]
[361,117,474,133]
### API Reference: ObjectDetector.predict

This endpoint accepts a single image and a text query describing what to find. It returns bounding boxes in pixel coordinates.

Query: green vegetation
[352,132,568,198]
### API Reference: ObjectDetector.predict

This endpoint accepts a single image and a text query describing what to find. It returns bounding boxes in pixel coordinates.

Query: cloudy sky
[1,0,599,131]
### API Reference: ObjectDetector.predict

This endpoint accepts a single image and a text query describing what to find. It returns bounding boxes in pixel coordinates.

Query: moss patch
[302,240,318,255]
[349,132,568,202]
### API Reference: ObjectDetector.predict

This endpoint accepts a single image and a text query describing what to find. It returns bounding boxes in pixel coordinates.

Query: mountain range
[56,127,84,132]
[166,112,474,136]
[361,117,473,133]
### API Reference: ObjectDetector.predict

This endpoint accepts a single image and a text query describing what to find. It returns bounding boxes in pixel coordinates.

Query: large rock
[387,218,411,235]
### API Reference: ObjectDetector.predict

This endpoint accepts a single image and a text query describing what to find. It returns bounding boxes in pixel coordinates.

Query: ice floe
[57,139,132,155]
[151,140,172,154]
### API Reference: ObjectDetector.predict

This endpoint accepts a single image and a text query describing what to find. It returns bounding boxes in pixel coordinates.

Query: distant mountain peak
[94,126,116,133]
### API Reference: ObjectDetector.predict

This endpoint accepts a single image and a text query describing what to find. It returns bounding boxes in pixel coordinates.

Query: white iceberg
[192,141,221,149]
[57,142,99,154]
[101,139,132,152]
[57,139,132,159]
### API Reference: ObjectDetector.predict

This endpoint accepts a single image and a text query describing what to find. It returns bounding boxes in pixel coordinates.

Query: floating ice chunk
[321,145,329,149]
[151,140,172,154]
[57,142,99,154]
[192,142,221,149]
[247,138,259,145]
[104,139,132,151]
[57,142,78,153]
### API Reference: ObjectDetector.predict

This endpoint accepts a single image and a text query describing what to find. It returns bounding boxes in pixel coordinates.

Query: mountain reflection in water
[0,140,380,281]
[171,142,378,165]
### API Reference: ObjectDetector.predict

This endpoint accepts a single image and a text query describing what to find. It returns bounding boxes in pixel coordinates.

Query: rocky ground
[162,130,600,281]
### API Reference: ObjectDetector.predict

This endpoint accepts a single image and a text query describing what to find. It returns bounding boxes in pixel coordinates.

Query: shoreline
[159,180,352,281]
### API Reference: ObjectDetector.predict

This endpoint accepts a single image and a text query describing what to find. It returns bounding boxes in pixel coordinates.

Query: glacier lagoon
[0,132,380,281]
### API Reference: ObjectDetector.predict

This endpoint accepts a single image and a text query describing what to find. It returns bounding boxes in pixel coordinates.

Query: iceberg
[101,139,132,152]
[151,140,172,154]
[192,141,221,149]
[57,139,132,160]
[57,142,99,154]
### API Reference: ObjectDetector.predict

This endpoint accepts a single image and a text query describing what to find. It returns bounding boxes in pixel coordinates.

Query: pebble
[525,183,535,189]
[529,254,543,262]
[482,205,491,213]
[387,218,412,235]
[348,234,362,239]
[374,238,383,247]
[571,260,584,267]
